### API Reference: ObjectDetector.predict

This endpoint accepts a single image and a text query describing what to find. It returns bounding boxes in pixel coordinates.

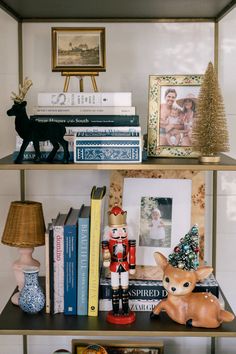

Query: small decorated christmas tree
[192,62,229,163]
[168,225,199,270]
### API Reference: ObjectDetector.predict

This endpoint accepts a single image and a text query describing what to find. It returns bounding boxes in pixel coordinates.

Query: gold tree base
[200,155,221,163]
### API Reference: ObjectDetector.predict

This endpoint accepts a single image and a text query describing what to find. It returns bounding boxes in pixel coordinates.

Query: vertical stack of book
[14,92,141,162]
[45,185,106,316]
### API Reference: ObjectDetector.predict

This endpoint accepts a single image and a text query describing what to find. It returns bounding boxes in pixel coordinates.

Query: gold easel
[61,72,99,92]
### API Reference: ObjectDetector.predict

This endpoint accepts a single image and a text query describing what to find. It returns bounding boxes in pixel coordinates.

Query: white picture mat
[122,178,192,265]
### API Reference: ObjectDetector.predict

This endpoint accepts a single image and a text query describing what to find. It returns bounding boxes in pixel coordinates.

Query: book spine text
[37,92,132,107]
[77,217,90,315]
[53,225,64,314]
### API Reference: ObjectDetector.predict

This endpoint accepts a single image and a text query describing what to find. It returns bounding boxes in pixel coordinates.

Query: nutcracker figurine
[102,204,136,324]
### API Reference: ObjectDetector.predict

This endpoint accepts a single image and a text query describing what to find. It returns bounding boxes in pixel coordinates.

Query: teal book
[64,207,80,315]
[77,205,91,315]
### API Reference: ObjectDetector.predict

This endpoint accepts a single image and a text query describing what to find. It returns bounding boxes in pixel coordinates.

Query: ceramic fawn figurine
[150,225,235,328]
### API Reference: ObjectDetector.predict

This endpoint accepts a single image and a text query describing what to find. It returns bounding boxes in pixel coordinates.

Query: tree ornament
[168,225,199,270]
[192,62,229,163]
[178,262,185,269]
[174,246,180,253]
[189,253,195,259]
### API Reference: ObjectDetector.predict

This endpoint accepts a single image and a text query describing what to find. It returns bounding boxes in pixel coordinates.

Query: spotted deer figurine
[150,226,235,328]
[7,78,70,164]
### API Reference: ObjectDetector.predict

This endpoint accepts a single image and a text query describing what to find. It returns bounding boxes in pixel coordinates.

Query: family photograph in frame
[51,27,106,72]
[148,75,202,157]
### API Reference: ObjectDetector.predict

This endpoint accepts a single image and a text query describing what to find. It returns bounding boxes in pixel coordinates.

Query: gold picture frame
[72,340,164,354]
[52,27,106,72]
[109,170,205,269]
[147,74,203,157]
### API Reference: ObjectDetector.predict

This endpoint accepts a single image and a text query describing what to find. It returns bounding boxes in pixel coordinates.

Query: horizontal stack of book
[14,92,142,163]
[99,267,220,312]
[45,185,106,316]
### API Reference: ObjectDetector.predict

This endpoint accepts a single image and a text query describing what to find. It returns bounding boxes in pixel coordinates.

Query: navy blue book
[64,207,80,315]
[12,151,74,162]
[30,114,139,127]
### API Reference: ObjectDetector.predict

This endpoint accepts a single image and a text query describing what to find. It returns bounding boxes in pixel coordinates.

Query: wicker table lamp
[1,201,45,305]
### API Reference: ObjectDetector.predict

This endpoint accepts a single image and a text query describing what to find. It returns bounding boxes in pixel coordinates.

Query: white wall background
[0,11,235,354]
[0,6,19,303]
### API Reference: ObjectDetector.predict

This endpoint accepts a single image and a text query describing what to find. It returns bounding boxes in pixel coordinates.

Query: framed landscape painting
[148,74,203,157]
[52,27,106,72]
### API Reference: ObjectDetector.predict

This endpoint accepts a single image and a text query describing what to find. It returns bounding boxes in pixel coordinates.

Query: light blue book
[77,205,91,315]
[64,207,80,315]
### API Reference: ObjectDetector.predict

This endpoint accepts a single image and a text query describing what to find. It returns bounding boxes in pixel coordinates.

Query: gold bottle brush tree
[192,62,229,163]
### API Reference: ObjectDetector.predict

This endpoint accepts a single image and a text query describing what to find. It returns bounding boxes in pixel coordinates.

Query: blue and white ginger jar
[19,266,45,314]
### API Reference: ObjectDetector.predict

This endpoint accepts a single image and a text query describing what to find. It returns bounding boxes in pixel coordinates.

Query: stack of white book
[15,91,142,163]
[35,92,135,115]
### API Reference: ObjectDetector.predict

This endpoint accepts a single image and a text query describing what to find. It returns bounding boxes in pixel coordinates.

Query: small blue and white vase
[19,266,45,314]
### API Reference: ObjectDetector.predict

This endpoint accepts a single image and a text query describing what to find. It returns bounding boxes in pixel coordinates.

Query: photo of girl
[149,208,165,242]
[139,197,172,248]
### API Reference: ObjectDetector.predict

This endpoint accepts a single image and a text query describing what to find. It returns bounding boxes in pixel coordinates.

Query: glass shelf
[0,154,236,171]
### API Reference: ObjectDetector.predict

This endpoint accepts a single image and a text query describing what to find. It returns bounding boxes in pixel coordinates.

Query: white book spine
[74,136,141,142]
[66,126,141,135]
[53,225,64,314]
[37,92,132,107]
[32,106,135,115]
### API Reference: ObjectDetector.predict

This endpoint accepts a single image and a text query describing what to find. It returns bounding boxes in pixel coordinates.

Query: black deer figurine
[8,78,70,164]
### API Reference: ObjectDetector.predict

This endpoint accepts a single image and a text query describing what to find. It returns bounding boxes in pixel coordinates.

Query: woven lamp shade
[1,201,45,247]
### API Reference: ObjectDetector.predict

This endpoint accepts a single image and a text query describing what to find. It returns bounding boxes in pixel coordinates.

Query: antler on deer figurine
[7,77,70,164]
[150,225,235,328]
[10,77,33,103]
